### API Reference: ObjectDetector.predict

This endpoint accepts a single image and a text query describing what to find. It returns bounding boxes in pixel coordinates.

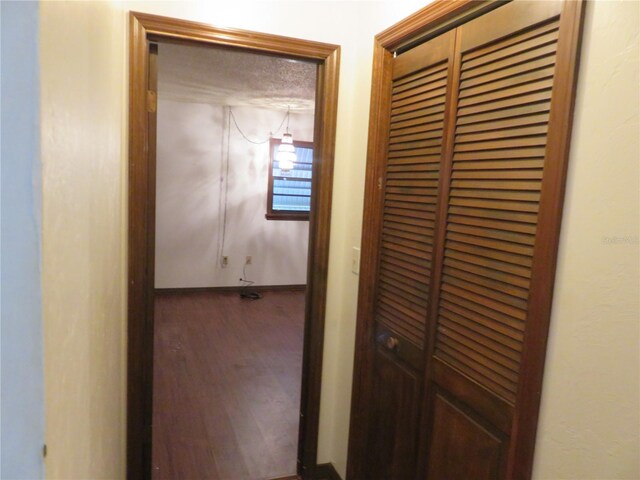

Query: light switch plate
[352,247,361,275]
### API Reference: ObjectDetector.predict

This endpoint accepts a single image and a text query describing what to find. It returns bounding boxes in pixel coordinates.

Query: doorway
[127,12,340,479]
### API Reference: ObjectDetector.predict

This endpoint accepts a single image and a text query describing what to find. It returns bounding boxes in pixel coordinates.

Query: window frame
[266,137,314,221]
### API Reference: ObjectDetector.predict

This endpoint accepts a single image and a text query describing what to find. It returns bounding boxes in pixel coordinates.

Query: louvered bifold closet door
[421,2,575,479]
[362,30,454,479]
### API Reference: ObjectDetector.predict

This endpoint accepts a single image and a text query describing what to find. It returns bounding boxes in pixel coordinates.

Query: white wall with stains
[154,100,313,288]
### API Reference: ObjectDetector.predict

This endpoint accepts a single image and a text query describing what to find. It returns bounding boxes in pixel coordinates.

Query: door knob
[385,336,399,350]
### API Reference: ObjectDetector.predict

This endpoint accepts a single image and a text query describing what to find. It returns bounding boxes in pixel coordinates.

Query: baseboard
[155,284,306,294]
[305,463,342,480]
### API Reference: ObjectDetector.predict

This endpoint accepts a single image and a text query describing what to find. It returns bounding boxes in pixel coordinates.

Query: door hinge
[147,90,157,113]
[378,177,383,189]
[42,444,47,458]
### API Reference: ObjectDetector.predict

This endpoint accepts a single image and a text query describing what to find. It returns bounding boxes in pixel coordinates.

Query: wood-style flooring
[152,289,305,480]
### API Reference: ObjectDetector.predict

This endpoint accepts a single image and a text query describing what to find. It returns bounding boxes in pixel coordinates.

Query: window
[267,137,314,220]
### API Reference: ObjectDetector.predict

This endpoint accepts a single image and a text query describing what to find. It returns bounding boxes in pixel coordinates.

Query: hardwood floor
[152,289,305,479]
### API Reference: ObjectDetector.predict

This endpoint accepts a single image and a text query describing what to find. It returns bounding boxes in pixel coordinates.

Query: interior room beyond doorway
[151,40,317,479]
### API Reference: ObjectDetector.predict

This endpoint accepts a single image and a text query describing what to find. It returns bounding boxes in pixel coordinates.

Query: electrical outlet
[245,255,252,265]
[222,256,229,267]
[352,247,361,275]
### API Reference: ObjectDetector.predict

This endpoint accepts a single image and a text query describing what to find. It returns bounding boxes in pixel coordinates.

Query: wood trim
[298,46,341,475]
[268,463,341,480]
[128,12,340,480]
[131,12,338,60]
[127,13,152,477]
[265,212,310,221]
[506,1,586,477]
[155,285,306,294]
[376,0,499,51]
[307,463,343,480]
[345,38,393,479]
[267,138,314,221]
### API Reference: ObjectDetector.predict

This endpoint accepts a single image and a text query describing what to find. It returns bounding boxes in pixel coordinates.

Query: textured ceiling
[157,43,317,112]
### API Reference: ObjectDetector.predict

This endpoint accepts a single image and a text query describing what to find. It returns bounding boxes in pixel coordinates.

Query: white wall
[40,1,126,478]
[0,1,45,478]
[37,1,639,479]
[155,100,313,288]
[533,1,640,478]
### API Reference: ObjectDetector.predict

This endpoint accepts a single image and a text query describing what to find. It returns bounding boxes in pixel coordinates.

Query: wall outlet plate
[245,255,252,265]
[222,256,229,267]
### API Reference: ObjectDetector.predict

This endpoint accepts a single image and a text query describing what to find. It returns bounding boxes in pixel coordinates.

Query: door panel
[426,392,505,480]
[421,1,570,478]
[433,8,562,404]
[364,348,421,479]
[363,29,455,477]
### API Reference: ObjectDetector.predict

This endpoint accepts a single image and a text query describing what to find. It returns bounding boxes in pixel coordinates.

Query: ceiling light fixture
[276,106,296,173]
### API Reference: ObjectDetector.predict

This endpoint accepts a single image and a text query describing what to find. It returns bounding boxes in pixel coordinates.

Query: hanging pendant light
[276,107,296,173]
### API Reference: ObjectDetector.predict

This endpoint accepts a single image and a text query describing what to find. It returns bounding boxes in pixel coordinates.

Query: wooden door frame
[127,12,340,479]
[347,0,586,478]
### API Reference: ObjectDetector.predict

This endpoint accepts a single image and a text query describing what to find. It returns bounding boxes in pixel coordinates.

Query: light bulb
[276,133,297,172]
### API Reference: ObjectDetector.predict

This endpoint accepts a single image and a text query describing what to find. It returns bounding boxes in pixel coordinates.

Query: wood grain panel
[426,392,505,480]
[363,349,421,479]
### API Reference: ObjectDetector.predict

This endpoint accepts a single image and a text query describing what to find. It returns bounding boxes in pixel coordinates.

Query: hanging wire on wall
[218,106,294,269]
[217,106,232,269]
[229,107,289,144]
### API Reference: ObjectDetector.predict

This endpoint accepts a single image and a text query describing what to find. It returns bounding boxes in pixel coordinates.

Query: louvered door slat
[380,279,429,308]
[437,326,521,374]
[435,344,517,399]
[446,244,532,272]
[459,66,556,100]
[393,64,448,91]
[463,28,559,70]
[454,146,546,160]
[447,247,532,278]
[440,290,525,334]
[444,256,531,289]
[390,121,445,137]
[458,90,553,118]
[460,54,556,90]
[443,265,530,300]
[456,112,550,134]
[448,223,535,245]
[461,42,558,81]
[463,17,559,61]
[440,299,525,342]
[456,125,549,142]
[440,308,522,354]
[391,105,446,123]
[393,77,448,99]
[391,112,445,130]
[443,274,528,310]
